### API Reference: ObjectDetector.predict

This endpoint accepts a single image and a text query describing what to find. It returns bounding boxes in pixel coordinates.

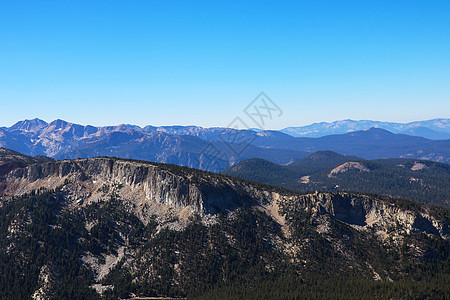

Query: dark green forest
[222,152,450,208]
[0,189,448,299]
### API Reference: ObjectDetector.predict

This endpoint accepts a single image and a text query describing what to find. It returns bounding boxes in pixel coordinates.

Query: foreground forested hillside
[0,157,448,299]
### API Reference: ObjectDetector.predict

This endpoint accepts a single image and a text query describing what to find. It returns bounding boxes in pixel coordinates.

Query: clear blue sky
[1,0,449,129]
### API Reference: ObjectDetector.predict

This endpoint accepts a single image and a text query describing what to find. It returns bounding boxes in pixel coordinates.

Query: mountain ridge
[0,155,448,298]
[281,118,450,139]
[1,119,450,172]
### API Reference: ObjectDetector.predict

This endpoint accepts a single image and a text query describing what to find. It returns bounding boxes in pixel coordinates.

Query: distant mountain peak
[48,119,69,128]
[342,127,395,138]
[362,127,393,134]
[10,118,48,132]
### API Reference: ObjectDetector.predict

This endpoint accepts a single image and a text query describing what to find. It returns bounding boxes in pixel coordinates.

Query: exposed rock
[1,158,447,240]
[90,284,113,295]
[282,191,448,240]
[31,265,53,300]
[82,246,127,281]
[411,162,428,171]
[299,175,310,183]
[328,162,370,177]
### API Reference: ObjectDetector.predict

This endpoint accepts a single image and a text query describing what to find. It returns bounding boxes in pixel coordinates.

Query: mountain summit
[9,118,48,132]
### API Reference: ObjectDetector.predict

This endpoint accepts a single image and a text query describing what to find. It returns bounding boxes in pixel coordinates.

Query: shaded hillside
[222,151,450,207]
[289,150,361,173]
[0,147,52,176]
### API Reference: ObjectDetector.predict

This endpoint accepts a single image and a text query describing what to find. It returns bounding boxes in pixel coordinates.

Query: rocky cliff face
[2,158,276,227]
[1,157,448,237]
[289,192,449,237]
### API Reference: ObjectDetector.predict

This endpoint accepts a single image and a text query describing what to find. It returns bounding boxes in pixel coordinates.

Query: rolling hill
[222,151,450,207]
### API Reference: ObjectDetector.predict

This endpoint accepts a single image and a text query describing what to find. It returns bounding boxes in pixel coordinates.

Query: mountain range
[1,119,450,172]
[0,152,448,299]
[281,118,450,139]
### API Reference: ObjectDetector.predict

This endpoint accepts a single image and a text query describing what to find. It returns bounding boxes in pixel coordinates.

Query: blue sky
[0,0,449,129]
